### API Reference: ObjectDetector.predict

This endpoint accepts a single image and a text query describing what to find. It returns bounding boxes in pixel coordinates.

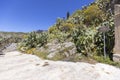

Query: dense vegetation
[18,0,120,67]
[18,32,48,51]
[48,0,114,57]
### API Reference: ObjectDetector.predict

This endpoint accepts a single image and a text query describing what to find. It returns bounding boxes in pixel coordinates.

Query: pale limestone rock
[46,42,77,59]
[0,51,120,80]
[113,54,120,62]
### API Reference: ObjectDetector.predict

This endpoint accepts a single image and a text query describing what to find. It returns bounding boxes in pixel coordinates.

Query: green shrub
[83,4,106,26]
[72,26,97,56]
[36,32,48,47]
[48,26,58,34]
[19,32,48,51]
[48,30,70,43]
[60,23,74,32]
[72,16,114,59]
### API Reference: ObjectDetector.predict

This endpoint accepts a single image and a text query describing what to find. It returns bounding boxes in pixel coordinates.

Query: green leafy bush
[19,32,48,51]
[60,23,74,32]
[72,16,114,59]
[48,26,58,34]
[36,32,48,47]
[84,4,105,25]
[72,26,97,56]
[48,30,70,43]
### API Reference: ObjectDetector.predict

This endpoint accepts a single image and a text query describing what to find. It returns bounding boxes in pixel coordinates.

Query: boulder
[38,41,77,59]
[113,54,120,62]
[47,42,77,59]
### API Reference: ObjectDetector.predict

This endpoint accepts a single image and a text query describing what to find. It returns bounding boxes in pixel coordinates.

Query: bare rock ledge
[0,51,120,80]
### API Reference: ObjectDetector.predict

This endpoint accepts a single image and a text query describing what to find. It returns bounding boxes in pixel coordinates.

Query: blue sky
[0,0,94,32]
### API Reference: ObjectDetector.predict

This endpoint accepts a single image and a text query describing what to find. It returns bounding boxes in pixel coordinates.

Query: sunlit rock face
[0,51,120,80]
[113,4,120,62]
[38,41,77,59]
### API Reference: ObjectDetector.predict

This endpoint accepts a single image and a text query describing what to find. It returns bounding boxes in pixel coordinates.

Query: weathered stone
[2,43,17,53]
[1,51,120,80]
[46,42,77,59]
[114,5,120,53]
[113,54,120,62]
[47,51,59,58]
[113,4,120,62]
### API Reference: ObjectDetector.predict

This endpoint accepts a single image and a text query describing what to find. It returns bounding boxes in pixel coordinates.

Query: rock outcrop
[38,41,77,59]
[113,4,120,62]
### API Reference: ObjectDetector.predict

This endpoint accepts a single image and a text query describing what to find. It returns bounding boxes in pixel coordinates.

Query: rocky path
[0,51,120,80]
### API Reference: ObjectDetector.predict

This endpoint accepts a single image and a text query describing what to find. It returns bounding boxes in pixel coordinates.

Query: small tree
[66,11,70,19]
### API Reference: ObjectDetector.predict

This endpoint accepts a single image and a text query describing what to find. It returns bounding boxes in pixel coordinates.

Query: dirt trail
[0,51,120,80]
